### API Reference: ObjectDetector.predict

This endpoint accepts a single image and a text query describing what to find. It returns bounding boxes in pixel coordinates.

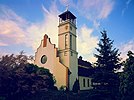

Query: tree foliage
[92,30,121,99]
[0,52,56,99]
[119,51,134,100]
[94,30,121,71]
[72,78,80,93]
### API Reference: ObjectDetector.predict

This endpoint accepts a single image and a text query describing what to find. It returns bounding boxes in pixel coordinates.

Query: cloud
[0,20,26,44]
[77,25,98,62]
[0,2,60,52]
[0,5,28,46]
[60,0,114,20]
[27,2,59,50]
[119,40,134,60]
[78,0,114,19]
[0,41,8,46]
[77,0,114,29]
[122,0,132,16]
[98,0,114,19]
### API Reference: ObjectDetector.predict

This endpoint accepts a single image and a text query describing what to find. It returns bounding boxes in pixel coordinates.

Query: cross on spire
[66,4,69,11]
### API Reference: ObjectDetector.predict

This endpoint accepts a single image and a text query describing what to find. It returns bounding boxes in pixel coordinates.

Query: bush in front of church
[0,52,56,100]
[72,78,80,93]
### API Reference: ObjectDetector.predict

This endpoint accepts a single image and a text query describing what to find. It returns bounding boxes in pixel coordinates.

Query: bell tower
[58,10,78,90]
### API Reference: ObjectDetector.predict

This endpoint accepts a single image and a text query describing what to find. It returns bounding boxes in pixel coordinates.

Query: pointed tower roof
[59,10,76,20]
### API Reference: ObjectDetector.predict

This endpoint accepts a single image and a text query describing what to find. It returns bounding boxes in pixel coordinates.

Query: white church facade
[34,10,93,91]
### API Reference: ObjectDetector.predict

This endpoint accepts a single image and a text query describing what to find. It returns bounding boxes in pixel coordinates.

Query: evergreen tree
[72,78,80,93]
[119,51,134,100]
[94,30,121,71]
[92,30,121,99]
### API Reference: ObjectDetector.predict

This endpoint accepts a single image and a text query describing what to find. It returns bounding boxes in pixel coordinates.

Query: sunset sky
[0,0,134,62]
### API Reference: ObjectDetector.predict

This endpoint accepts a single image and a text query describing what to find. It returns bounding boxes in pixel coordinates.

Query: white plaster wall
[72,35,76,51]
[58,34,65,50]
[58,22,76,51]
[35,39,55,74]
[69,52,78,90]
[60,51,70,67]
[58,22,69,34]
[54,57,67,89]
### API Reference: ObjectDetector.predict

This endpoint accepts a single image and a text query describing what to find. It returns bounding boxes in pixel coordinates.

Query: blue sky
[0,0,134,62]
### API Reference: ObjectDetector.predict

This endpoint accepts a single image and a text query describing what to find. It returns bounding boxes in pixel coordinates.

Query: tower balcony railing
[59,18,76,26]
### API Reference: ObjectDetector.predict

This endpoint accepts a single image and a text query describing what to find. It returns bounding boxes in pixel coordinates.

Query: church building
[34,10,93,91]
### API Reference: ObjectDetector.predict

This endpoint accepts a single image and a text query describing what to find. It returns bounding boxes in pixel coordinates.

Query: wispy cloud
[60,0,114,28]
[0,41,8,46]
[0,2,59,51]
[78,25,98,62]
[27,2,59,50]
[77,0,114,20]
[0,5,30,46]
[122,0,132,16]
[119,40,134,60]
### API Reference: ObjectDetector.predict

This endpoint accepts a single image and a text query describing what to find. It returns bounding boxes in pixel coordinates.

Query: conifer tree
[92,30,121,99]
[94,30,121,71]
[119,51,134,100]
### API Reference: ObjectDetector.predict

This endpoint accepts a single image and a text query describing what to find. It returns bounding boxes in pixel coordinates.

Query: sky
[0,0,134,63]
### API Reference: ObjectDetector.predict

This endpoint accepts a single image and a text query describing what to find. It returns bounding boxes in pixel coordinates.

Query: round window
[41,55,47,64]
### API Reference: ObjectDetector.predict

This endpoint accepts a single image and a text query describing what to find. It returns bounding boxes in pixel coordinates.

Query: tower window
[83,78,85,87]
[65,34,68,49]
[70,35,72,49]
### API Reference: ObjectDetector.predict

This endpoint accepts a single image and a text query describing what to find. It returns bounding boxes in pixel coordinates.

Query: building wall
[79,76,93,90]
[34,35,67,89]
[34,38,55,73]
[54,57,68,89]
[69,51,78,90]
